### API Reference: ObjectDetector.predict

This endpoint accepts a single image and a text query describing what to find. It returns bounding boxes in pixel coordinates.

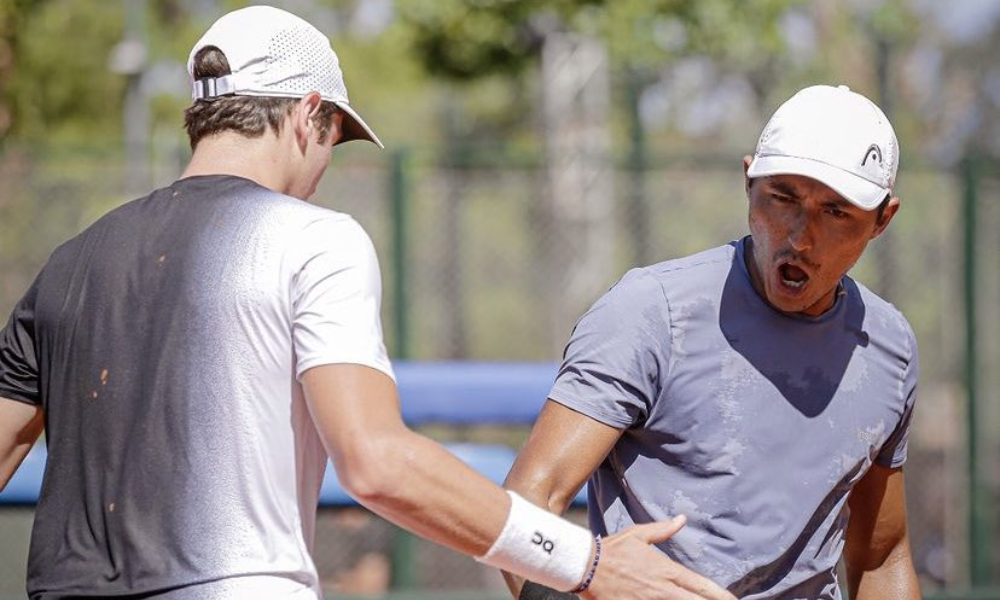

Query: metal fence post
[388,147,418,589]
[962,153,992,586]
[626,70,651,267]
[872,33,898,302]
[115,0,150,196]
[390,148,411,361]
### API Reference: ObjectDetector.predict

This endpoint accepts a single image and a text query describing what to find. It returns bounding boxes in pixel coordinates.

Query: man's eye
[772,194,794,203]
[828,207,848,219]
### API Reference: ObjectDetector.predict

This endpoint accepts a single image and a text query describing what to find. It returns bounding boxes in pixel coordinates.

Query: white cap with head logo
[187,5,383,148]
[747,85,898,210]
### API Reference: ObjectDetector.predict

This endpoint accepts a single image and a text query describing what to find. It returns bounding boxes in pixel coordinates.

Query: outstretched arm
[303,363,509,556]
[844,465,921,600]
[0,398,43,491]
[302,365,734,600]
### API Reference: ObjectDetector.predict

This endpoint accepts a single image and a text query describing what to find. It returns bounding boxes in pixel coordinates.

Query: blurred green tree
[0,0,49,141]
[1,0,124,147]
[390,0,808,156]
[396,0,800,83]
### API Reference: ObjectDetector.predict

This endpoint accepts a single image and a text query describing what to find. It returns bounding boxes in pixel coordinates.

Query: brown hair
[183,46,339,149]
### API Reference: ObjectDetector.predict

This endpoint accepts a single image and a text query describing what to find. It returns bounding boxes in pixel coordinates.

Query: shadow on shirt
[725,458,867,597]
[718,262,869,418]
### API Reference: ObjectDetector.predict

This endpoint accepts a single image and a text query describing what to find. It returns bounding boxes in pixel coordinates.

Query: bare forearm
[500,401,619,599]
[844,467,920,600]
[0,399,43,490]
[303,365,511,557]
[507,475,576,516]
[848,549,921,600]
[338,428,509,558]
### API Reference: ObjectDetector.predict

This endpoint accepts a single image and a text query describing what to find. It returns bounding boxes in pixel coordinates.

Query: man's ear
[743,155,753,198]
[293,92,324,152]
[872,196,901,239]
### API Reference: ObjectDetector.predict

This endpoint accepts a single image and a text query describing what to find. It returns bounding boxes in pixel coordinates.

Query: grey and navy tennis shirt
[550,238,918,600]
[0,175,394,599]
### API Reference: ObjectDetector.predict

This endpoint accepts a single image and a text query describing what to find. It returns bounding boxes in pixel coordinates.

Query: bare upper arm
[504,399,623,514]
[0,397,44,491]
[844,464,911,573]
[300,363,405,467]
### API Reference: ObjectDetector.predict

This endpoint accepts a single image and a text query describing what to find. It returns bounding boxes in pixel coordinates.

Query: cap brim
[334,102,383,149]
[747,155,888,210]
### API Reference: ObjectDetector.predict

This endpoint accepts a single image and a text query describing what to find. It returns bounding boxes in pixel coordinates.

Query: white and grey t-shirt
[0,175,393,599]
[550,238,917,600]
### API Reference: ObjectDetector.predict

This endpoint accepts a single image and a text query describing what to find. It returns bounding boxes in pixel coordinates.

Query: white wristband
[476,491,593,592]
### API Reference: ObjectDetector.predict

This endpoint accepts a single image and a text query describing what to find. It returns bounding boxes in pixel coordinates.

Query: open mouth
[779,263,809,290]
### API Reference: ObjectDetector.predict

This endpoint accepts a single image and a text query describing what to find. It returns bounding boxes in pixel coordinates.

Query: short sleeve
[0,275,42,405]
[291,216,394,382]
[876,326,918,468]
[548,268,672,428]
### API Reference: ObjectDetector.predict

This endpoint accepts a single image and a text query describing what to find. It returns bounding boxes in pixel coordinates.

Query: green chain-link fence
[0,144,997,599]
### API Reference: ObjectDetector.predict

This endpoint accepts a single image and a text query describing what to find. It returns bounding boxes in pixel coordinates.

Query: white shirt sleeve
[290,215,395,382]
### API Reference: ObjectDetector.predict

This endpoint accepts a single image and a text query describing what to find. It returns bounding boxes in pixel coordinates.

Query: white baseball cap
[747,85,898,210]
[187,5,383,148]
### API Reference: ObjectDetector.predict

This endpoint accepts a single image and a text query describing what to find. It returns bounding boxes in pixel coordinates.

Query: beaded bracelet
[570,535,602,595]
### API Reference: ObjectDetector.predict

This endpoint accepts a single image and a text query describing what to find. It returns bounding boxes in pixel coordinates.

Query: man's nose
[787,212,815,252]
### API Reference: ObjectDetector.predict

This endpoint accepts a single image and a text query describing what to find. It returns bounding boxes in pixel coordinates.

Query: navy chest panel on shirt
[644,270,905,499]
[653,342,901,480]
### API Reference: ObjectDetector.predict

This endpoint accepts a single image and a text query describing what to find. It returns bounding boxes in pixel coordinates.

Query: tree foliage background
[0,0,995,160]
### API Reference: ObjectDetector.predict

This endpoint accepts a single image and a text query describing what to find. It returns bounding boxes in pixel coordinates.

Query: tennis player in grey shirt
[504,85,921,600]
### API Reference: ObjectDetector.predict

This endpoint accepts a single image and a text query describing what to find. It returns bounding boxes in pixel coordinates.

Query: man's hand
[581,515,736,600]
